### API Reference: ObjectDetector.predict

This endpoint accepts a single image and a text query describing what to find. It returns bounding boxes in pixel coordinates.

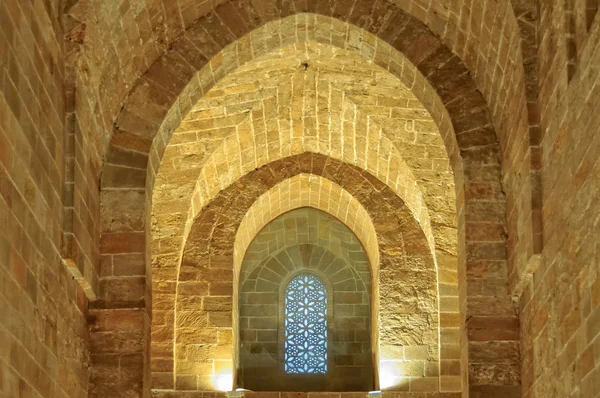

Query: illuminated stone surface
[1,1,599,397]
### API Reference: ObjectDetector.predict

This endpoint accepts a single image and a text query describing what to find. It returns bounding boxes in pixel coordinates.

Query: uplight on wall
[378,360,411,390]
[226,389,247,398]
[214,370,233,391]
[378,367,397,390]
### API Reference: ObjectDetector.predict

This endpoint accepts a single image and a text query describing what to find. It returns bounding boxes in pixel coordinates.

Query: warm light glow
[214,370,233,391]
[378,360,413,390]
[378,367,397,390]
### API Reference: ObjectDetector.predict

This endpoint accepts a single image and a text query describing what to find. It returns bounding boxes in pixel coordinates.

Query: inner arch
[237,208,374,391]
[173,154,444,392]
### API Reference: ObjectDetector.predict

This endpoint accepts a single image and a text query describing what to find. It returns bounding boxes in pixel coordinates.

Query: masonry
[0,1,598,397]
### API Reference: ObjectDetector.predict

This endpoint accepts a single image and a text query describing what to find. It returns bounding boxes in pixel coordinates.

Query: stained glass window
[284,273,328,374]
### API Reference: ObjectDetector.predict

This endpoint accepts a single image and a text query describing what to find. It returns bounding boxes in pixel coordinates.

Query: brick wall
[519,3,600,397]
[102,10,514,395]
[149,35,463,394]
[0,0,89,397]
[170,154,449,393]
[3,1,599,397]
[153,392,460,398]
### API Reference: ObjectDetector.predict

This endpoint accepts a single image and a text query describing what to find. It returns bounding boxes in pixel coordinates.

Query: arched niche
[237,208,373,391]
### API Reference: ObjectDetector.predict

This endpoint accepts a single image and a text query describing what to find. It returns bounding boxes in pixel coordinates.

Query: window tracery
[284,273,328,374]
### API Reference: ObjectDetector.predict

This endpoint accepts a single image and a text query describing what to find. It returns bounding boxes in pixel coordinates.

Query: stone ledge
[510,254,542,299]
[151,392,461,398]
[62,257,97,300]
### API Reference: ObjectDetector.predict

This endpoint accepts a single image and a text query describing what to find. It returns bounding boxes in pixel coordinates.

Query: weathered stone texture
[0,0,89,397]
[78,0,532,302]
[238,209,373,391]
[173,154,444,393]
[1,0,598,397]
[518,3,600,398]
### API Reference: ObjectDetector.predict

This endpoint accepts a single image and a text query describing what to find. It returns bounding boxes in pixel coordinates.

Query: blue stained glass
[284,273,328,374]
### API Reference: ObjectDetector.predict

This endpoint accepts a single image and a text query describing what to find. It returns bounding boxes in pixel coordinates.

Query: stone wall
[239,244,371,391]
[86,5,520,394]
[238,208,373,391]
[152,392,461,398]
[151,34,462,394]
[174,153,444,393]
[519,3,600,397]
[0,1,89,397]
[2,1,600,397]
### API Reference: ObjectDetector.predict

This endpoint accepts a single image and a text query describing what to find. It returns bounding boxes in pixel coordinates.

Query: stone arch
[99,13,479,298]
[149,38,464,393]
[77,3,532,233]
[150,39,466,389]
[231,176,384,391]
[237,207,374,391]
[97,11,519,398]
[238,232,372,391]
[150,42,460,354]
[150,39,459,296]
[78,2,535,301]
[148,26,463,272]
[174,153,443,393]
[234,174,380,280]
[238,209,372,289]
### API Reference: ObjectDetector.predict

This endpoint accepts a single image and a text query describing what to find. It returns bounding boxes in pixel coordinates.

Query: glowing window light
[284,273,328,374]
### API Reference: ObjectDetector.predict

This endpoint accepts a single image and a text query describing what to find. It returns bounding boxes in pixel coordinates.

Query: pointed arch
[96,10,521,398]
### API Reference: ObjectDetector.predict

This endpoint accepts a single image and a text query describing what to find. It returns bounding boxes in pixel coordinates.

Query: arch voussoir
[95,5,519,397]
[171,153,442,392]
